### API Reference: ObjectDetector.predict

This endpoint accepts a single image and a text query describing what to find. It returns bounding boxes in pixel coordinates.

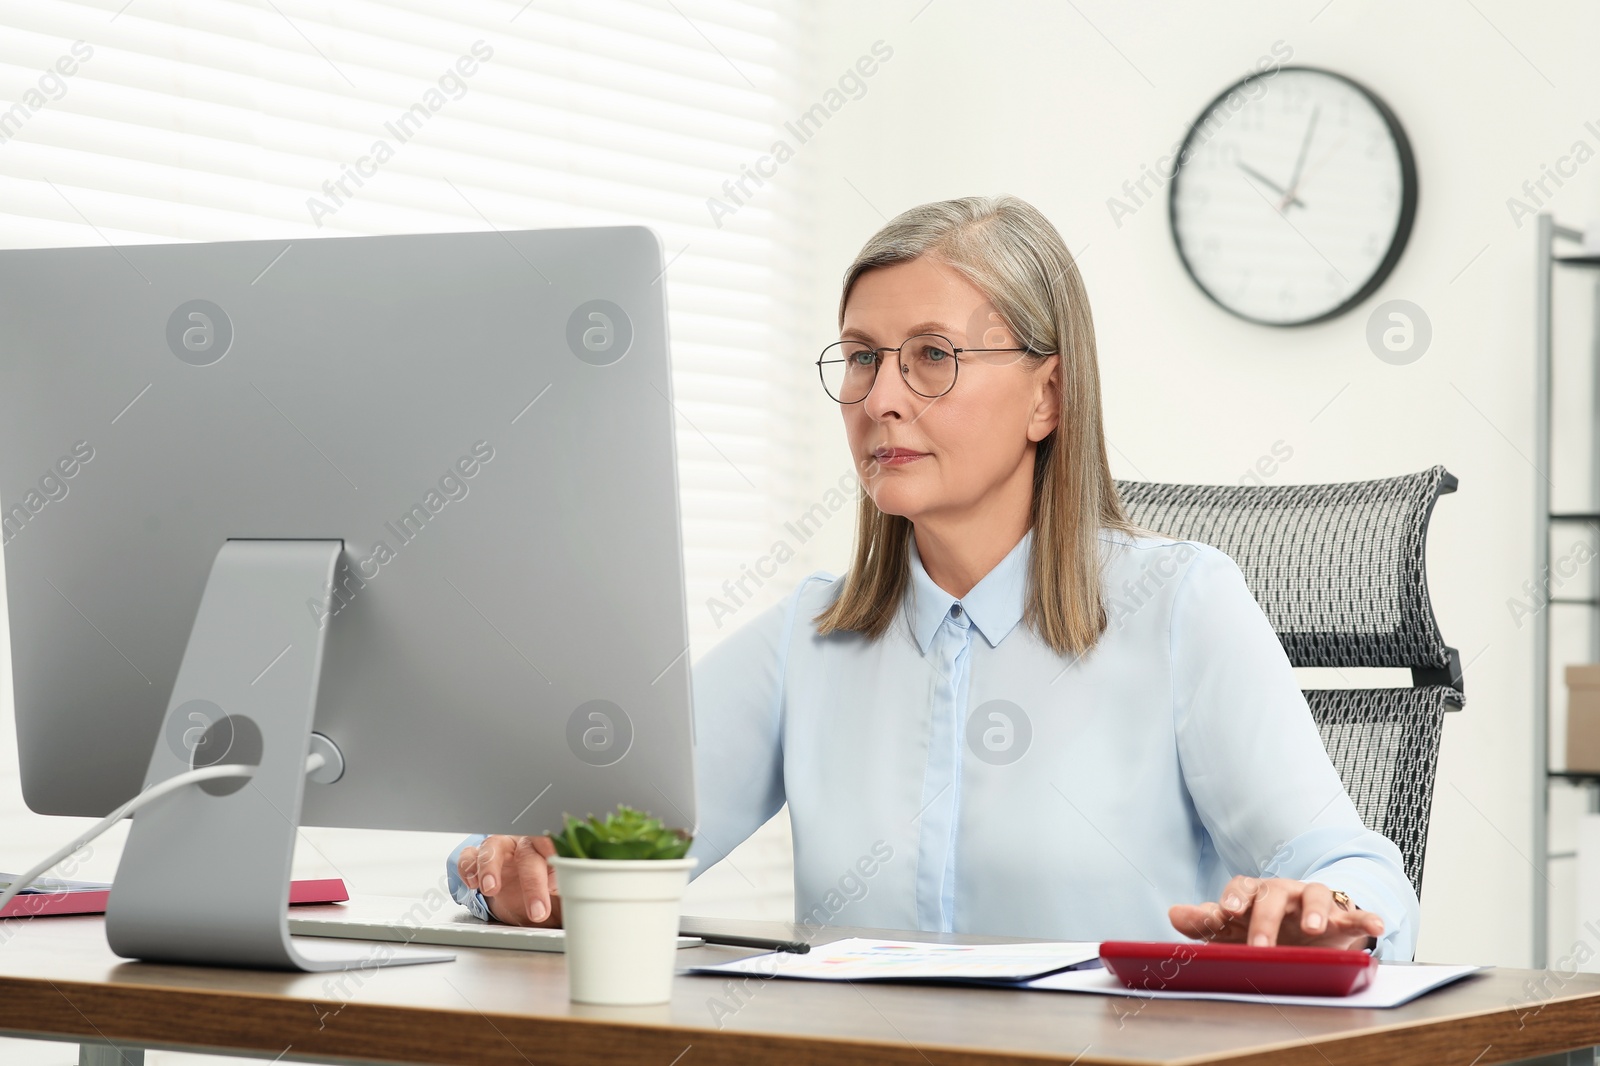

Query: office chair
[1114,466,1462,897]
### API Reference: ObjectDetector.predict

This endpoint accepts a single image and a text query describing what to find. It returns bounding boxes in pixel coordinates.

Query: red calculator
[1098,940,1379,997]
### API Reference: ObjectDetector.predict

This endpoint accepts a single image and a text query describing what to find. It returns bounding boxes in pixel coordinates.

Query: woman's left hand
[1168,876,1384,950]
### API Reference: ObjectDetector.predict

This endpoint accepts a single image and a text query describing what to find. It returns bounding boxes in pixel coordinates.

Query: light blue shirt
[448,527,1420,958]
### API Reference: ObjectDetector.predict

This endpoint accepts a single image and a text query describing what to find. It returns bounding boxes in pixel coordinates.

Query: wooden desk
[0,902,1596,1066]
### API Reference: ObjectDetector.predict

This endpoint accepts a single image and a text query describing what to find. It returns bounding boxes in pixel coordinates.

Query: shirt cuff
[445,833,493,922]
[1312,862,1417,961]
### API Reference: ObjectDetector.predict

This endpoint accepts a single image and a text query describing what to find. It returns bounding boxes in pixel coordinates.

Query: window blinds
[0,0,816,654]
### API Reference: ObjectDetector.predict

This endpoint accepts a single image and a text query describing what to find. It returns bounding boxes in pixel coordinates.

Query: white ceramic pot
[548,855,697,1005]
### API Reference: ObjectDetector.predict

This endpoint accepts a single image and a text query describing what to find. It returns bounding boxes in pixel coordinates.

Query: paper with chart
[689,937,1102,983]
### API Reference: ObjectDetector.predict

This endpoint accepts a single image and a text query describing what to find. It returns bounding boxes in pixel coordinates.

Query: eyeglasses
[816,333,1044,404]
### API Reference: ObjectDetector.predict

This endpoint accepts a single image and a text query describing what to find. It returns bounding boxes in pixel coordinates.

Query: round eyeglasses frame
[816,332,1047,404]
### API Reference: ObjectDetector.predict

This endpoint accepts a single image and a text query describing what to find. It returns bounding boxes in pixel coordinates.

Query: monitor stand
[105,539,452,971]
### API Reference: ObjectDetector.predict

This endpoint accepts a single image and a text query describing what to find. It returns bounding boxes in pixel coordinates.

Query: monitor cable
[0,752,327,917]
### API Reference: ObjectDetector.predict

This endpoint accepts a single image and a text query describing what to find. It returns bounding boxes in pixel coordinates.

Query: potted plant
[546,805,697,1005]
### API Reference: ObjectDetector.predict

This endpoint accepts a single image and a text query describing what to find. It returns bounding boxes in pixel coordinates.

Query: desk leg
[77,1042,143,1066]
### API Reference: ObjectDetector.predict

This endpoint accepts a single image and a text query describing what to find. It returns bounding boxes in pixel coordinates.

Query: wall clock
[1168,66,1417,327]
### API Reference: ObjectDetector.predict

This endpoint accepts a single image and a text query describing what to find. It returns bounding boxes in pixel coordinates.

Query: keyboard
[288,897,703,953]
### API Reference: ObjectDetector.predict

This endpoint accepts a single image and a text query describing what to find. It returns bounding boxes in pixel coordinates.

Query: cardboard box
[1566,665,1600,772]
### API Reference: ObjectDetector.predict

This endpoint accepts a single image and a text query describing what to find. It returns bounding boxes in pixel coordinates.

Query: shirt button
[950,603,963,619]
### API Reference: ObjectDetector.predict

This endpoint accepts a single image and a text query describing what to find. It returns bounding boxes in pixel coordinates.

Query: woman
[448,195,1416,958]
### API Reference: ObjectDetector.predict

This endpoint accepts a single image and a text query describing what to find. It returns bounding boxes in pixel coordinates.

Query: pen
[689,932,811,954]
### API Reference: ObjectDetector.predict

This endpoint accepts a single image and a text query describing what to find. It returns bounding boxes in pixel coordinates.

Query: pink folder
[0,876,349,918]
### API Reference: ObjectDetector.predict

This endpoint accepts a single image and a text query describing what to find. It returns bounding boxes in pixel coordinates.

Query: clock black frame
[1167,65,1419,328]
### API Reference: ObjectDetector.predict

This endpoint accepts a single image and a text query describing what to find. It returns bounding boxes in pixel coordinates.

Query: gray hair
[815,194,1135,656]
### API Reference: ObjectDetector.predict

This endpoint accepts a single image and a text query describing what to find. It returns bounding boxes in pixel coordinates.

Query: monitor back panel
[0,226,695,836]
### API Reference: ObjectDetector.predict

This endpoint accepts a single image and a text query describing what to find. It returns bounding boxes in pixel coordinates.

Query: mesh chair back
[1115,466,1457,675]
[1301,687,1451,893]
[1114,466,1461,895]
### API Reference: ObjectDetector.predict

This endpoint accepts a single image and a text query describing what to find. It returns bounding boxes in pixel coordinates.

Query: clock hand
[1280,132,1349,209]
[1237,162,1307,209]
[1277,104,1321,211]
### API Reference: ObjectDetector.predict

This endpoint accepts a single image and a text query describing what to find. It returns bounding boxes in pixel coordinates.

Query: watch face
[1169,66,1417,327]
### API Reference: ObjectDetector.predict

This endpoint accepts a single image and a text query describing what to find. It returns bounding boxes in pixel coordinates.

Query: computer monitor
[0,226,696,970]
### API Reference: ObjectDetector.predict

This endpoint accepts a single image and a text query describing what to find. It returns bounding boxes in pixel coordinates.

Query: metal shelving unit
[1533,213,1600,968]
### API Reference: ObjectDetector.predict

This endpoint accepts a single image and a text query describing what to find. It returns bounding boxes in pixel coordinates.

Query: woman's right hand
[456,835,563,927]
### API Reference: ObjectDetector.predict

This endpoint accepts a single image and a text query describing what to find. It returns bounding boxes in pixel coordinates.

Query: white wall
[779,0,1600,967]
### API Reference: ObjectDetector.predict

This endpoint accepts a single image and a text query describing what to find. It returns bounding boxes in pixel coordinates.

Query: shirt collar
[905,528,1032,654]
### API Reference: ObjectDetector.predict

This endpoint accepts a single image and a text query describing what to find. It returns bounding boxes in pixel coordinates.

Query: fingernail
[482,875,496,894]
[1252,934,1269,947]
[531,900,548,922]
[1306,913,1324,930]
[1224,895,1242,910]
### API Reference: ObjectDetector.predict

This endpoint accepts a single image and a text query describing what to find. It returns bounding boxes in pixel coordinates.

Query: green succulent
[548,805,693,860]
